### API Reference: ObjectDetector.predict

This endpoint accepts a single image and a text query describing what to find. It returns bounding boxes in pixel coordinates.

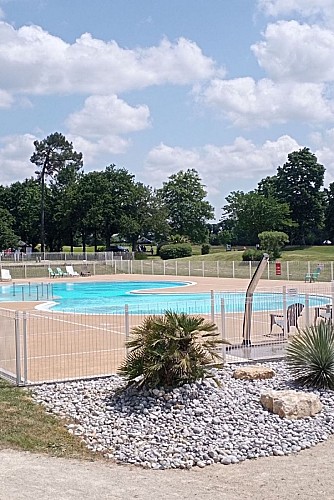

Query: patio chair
[270,303,304,335]
[56,267,68,277]
[65,265,80,277]
[305,267,321,282]
[48,267,60,278]
[0,268,12,281]
[314,304,332,325]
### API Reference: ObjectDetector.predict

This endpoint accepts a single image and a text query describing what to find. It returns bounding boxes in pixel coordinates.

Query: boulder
[260,389,322,419]
[233,365,275,380]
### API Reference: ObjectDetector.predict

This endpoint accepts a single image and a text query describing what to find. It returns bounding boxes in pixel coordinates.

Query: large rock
[233,365,275,381]
[260,389,322,419]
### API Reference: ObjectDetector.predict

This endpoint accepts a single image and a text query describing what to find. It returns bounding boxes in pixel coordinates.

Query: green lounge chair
[305,267,321,282]
[56,267,68,277]
[48,267,58,278]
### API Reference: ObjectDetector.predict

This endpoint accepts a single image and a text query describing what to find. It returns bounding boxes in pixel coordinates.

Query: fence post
[232,261,235,279]
[151,259,154,275]
[217,261,219,278]
[22,312,28,384]
[331,262,333,282]
[331,281,334,309]
[305,293,310,328]
[175,260,178,276]
[93,262,96,275]
[249,261,252,279]
[163,260,166,275]
[282,286,287,336]
[286,261,290,281]
[210,290,215,323]
[220,298,226,363]
[24,264,27,279]
[188,261,191,276]
[14,312,21,385]
[125,304,130,352]
[202,261,205,278]
[267,260,270,280]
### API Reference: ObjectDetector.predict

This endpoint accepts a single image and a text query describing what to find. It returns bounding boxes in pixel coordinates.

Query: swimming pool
[1,280,329,314]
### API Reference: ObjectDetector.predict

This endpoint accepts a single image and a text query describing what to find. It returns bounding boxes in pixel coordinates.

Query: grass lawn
[0,378,97,459]
[61,244,334,262]
[177,245,334,262]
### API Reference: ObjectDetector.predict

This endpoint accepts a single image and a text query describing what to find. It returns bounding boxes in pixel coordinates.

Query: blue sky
[0,0,334,220]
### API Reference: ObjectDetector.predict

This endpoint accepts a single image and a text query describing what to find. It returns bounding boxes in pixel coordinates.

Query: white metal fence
[1,259,334,281]
[1,282,332,385]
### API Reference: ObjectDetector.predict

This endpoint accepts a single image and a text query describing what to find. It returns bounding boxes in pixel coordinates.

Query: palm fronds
[118,310,229,388]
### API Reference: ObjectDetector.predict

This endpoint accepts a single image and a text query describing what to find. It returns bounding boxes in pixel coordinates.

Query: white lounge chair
[65,265,80,277]
[1,268,12,281]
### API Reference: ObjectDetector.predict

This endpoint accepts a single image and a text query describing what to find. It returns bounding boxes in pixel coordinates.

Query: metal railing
[1,282,332,386]
[1,259,334,281]
[0,251,134,263]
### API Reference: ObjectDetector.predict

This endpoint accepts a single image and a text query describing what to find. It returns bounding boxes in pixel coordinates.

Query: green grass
[0,378,97,459]
[62,244,334,262]
[177,245,334,262]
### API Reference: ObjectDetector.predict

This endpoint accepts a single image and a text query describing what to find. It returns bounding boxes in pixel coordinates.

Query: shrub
[159,243,192,260]
[242,249,263,261]
[258,231,289,260]
[201,243,210,255]
[118,310,228,388]
[134,251,148,260]
[286,322,334,389]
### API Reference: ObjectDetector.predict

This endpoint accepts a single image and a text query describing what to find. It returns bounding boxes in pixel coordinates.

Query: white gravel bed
[31,362,334,470]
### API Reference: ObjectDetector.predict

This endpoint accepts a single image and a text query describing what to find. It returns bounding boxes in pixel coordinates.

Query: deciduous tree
[159,169,214,243]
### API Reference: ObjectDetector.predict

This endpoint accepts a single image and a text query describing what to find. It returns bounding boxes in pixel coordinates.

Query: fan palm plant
[118,310,228,388]
[286,321,334,389]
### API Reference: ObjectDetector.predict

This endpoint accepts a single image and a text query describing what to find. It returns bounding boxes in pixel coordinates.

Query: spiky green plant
[118,310,228,388]
[286,321,334,389]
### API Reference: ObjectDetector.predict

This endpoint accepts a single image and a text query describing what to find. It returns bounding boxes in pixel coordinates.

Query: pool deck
[0,275,331,383]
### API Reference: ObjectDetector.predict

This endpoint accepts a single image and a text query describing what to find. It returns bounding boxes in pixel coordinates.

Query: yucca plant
[118,310,228,388]
[286,321,334,390]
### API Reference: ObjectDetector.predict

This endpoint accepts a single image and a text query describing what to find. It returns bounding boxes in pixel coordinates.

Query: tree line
[0,133,333,252]
[0,133,213,252]
[213,147,334,248]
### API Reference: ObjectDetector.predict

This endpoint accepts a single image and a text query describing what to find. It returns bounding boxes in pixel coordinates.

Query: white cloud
[69,134,130,165]
[310,128,334,186]
[257,0,334,23]
[196,77,334,127]
[143,135,301,199]
[65,94,151,163]
[252,21,334,82]
[0,22,217,99]
[0,134,36,184]
[0,89,13,107]
[66,95,150,137]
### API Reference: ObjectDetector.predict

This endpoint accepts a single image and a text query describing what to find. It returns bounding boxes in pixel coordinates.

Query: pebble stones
[32,362,334,470]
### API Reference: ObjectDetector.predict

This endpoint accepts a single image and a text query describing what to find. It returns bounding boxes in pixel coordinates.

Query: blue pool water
[0,280,329,314]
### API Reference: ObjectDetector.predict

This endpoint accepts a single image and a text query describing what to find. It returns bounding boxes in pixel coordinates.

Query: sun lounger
[48,267,60,278]
[56,267,68,277]
[0,268,12,281]
[65,265,80,277]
